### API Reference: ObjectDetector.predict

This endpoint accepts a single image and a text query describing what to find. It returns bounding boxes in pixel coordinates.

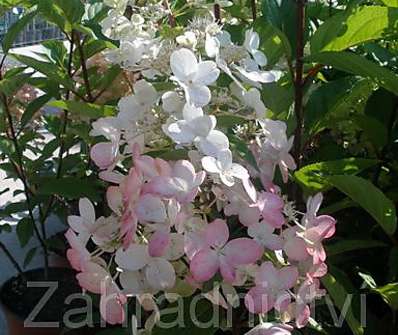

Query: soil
[0,267,83,324]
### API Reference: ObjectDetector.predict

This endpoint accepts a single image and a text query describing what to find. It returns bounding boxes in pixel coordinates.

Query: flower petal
[145,258,176,290]
[205,219,229,248]
[115,244,150,271]
[190,249,219,282]
[224,238,263,266]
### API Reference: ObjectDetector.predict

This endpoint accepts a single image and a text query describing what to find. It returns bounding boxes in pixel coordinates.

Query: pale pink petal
[255,261,278,287]
[90,142,117,169]
[278,266,298,290]
[284,237,309,262]
[145,258,176,290]
[244,286,275,314]
[136,194,167,223]
[79,198,96,224]
[224,238,263,266]
[106,186,123,215]
[220,259,236,283]
[76,262,109,294]
[205,219,229,248]
[190,249,219,282]
[148,230,170,257]
[100,292,127,325]
[115,244,150,271]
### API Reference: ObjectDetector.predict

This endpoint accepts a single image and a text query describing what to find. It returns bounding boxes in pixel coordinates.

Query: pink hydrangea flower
[190,219,263,283]
[245,262,298,314]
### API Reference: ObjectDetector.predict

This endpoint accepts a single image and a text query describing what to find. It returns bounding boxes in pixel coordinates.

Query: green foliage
[322,273,364,335]
[16,217,34,247]
[307,51,398,95]
[374,283,398,310]
[294,158,377,193]
[311,6,398,52]
[2,9,37,53]
[47,100,117,118]
[328,175,397,235]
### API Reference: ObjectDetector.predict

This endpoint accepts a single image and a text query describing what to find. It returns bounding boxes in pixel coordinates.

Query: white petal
[194,61,220,86]
[182,103,204,121]
[136,195,167,223]
[191,115,216,138]
[145,258,176,290]
[186,85,211,107]
[205,35,220,58]
[201,156,220,174]
[230,163,249,180]
[115,244,150,271]
[252,50,267,67]
[164,234,185,261]
[119,270,149,294]
[217,149,233,171]
[79,198,96,225]
[134,80,157,105]
[166,120,196,144]
[170,48,198,81]
[197,130,229,156]
[68,216,85,233]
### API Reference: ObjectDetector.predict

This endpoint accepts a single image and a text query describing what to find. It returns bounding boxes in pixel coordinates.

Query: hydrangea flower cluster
[65,1,336,333]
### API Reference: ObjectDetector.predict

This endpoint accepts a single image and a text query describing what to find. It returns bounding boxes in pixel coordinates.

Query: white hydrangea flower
[170,48,220,107]
[164,103,229,156]
[201,149,249,186]
[117,80,157,124]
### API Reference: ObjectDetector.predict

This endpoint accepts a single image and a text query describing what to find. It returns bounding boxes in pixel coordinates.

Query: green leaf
[294,158,378,193]
[47,100,116,118]
[16,217,34,248]
[253,19,292,64]
[23,247,37,268]
[0,223,12,233]
[305,77,374,136]
[21,94,52,127]
[322,273,364,335]
[11,54,74,91]
[306,51,398,95]
[381,0,398,7]
[352,115,388,150]
[261,0,308,54]
[328,175,397,235]
[311,6,398,53]
[388,247,398,282]
[2,10,37,53]
[37,177,101,201]
[374,283,398,310]
[147,149,188,160]
[54,0,85,25]
[0,72,33,96]
[217,115,247,128]
[326,239,387,256]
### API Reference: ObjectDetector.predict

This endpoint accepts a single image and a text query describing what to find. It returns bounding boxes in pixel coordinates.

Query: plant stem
[76,32,94,102]
[214,4,221,23]
[293,0,306,170]
[40,33,76,231]
[250,0,257,21]
[0,240,24,277]
[163,0,176,27]
[291,0,306,205]
[0,73,48,277]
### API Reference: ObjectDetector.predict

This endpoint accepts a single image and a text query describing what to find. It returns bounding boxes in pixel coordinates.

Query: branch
[163,0,176,27]
[250,0,257,21]
[293,0,306,169]
[76,32,94,102]
[214,4,221,23]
